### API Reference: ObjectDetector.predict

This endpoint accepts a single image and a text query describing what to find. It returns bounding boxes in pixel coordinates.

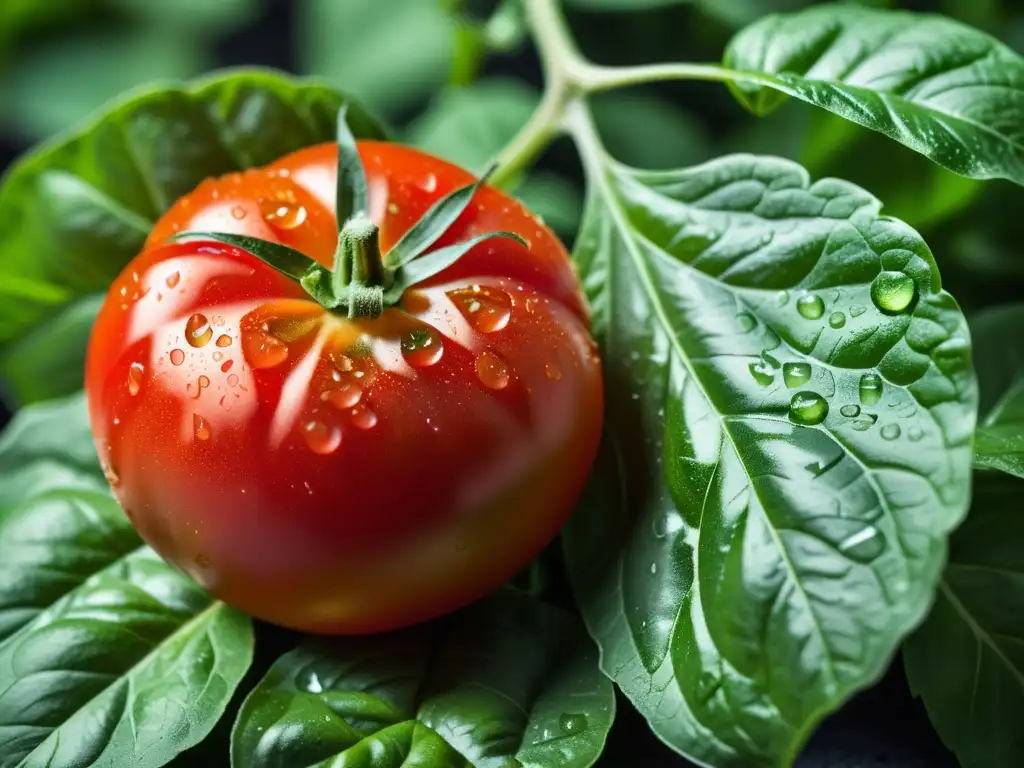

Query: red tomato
[85,142,603,634]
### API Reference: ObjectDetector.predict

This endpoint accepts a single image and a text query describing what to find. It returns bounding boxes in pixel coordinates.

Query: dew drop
[852,413,879,431]
[545,362,562,381]
[870,271,916,314]
[227,373,240,387]
[185,313,213,347]
[193,413,211,441]
[260,200,307,230]
[324,381,363,410]
[476,350,510,390]
[737,312,756,332]
[776,290,790,306]
[881,423,901,441]
[421,173,437,193]
[350,404,378,430]
[748,360,775,387]
[387,201,400,216]
[242,327,289,369]
[850,304,867,318]
[230,205,247,220]
[789,391,829,426]
[828,311,846,329]
[170,348,185,366]
[127,362,144,395]
[448,286,512,333]
[796,293,825,320]
[401,327,444,367]
[859,373,883,406]
[908,426,924,442]
[198,375,210,389]
[166,271,181,289]
[559,713,588,734]
[838,525,885,562]
[103,462,121,487]
[212,351,223,362]
[303,420,342,454]
[840,404,861,418]
[782,361,812,388]
[216,334,232,348]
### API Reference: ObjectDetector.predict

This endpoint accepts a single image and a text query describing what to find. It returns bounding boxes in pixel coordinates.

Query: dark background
[1,0,1007,764]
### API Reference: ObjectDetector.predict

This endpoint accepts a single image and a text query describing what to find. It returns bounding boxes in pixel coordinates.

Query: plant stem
[488,0,760,192]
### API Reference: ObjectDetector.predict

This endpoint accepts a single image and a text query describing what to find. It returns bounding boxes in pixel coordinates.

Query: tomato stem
[330,213,392,319]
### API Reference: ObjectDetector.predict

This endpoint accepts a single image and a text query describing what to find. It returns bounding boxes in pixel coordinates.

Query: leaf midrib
[587,154,841,694]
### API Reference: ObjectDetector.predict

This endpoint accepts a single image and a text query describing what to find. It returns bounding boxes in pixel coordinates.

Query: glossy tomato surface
[85,141,603,634]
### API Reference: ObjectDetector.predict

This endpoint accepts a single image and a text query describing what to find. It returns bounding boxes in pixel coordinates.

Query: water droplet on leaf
[840,404,860,418]
[748,360,774,387]
[881,423,901,441]
[870,271,916,314]
[559,713,588,734]
[789,391,829,426]
[859,373,883,406]
[783,362,811,388]
[796,294,824,320]
[828,311,846,329]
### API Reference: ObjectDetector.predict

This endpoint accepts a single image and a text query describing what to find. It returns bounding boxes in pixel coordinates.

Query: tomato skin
[86,142,602,634]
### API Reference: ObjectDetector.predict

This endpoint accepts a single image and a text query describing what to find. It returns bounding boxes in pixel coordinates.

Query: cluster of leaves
[0,1,1023,767]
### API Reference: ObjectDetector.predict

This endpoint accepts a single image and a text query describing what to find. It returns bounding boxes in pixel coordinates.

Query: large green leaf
[0,393,255,767]
[0,69,385,406]
[231,590,614,768]
[903,471,1024,768]
[564,149,977,766]
[971,305,1024,478]
[723,5,1024,185]
[297,0,454,118]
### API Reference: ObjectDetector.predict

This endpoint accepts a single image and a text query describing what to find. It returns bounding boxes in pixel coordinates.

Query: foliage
[2,0,1024,766]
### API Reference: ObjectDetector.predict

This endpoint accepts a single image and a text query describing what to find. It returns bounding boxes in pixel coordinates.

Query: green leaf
[0,29,206,141]
[723,5,1024,185]
[564,151,977,766]
[0,550,253,768]
[565,0,688,10]
[903,471,1024,768]
[108,0,262,36]
[971,304,1024,478]
[231,590,614,768]
[0,69,386,406]
[297,0,455,118]
[0,391,107,505]
[0,293,103,407]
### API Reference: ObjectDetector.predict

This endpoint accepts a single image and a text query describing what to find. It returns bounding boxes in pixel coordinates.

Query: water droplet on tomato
[449,286,512,333]
[524,297,539,314]
[421,173,437,193]
[401,327,444,367]
[476,350,510,390]
[230,205,247,220]
[216,334,232,347]
[242,328,289,369]
[220,360,233,373]
[350,404,378,430]
[387,201,400,216]
[166,271,181,289]
[193,413,211,441]
[227,373,240,387]
[260,200,307,230]
[303,420,342,454]
[127,362,144,395]
[545,362,562,381]
[186,313,213,347]
[198,375,210,389]
[170,348,185,366]
[324,381,362,410]
[212,351,223,362]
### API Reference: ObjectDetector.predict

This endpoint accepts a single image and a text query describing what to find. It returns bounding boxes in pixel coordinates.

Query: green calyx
[169,104,525,319]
